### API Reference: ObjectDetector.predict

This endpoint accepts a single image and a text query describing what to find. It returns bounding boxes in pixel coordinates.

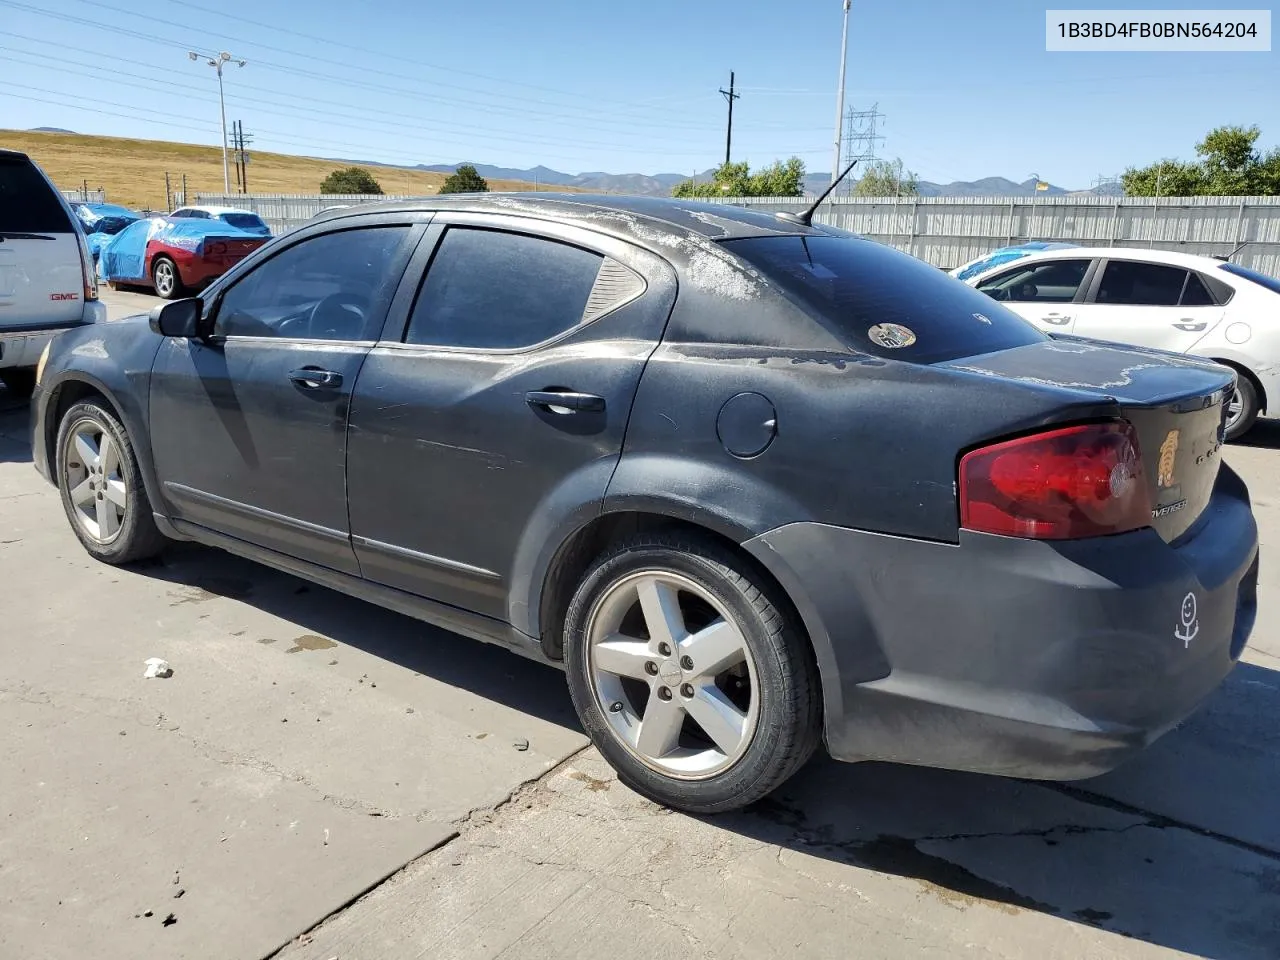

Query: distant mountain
[30,126,76,134]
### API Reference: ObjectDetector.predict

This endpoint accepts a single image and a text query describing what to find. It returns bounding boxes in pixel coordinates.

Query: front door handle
[1172,320,1208,332]
[1041,313,1072,326]
[525,390,606,414]
[289,367,343,389]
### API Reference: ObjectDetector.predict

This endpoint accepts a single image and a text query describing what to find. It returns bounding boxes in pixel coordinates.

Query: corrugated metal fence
[198,192,1280,275]
[61,187,107,204]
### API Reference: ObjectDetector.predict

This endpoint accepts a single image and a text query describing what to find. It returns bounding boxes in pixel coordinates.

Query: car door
[345,215,677,620]
[1070,258,1226,353]
[148,215,427,574]
[974,257,1095,334]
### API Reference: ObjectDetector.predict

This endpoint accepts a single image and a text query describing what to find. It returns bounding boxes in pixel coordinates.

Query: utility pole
[165,172,172,212]
[719,71,740,167]
[188,50,247,193]
[832,0,852,187]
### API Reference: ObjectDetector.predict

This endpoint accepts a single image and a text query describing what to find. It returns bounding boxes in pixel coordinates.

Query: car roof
[309,193,830,245]
[969,245,1233,277]
[181,205,259,216]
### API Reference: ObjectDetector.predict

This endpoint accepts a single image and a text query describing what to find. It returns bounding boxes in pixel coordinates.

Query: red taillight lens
[959,421,1151,539]
[207,241,227,255]
[77,231,98,301]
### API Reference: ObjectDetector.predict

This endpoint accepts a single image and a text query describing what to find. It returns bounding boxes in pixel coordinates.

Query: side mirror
[149,298,203,338]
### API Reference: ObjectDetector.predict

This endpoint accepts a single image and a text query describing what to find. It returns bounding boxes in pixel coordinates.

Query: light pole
[189,50,246,194]
[831,0,852,189]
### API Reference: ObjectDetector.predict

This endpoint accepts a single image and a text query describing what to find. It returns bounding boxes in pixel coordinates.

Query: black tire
[562,531,822,814]
[151,256,184,300]
[0,368,36,398]
[1225,375,1260,442]
[55,400,167,564]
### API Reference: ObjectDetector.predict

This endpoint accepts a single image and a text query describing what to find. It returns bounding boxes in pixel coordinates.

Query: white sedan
[964,246,1280,440]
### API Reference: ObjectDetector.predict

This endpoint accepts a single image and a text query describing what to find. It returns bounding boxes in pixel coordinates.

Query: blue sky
[0,0,1276,187]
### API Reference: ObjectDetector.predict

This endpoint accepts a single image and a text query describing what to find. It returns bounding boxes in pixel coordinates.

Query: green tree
[672,157,806,198]
[1123,125,1280,196]
[852,159,919,197]
[320,166,383,195]
[439,164,490,194]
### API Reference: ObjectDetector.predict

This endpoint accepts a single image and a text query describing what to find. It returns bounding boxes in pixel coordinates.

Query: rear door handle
[289,367,343,389]
[1041,313,1072,326]
[525,390,606,413]
[1172,319,1208,332]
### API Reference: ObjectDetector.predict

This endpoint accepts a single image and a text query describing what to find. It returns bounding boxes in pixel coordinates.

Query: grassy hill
[0,129,581,211]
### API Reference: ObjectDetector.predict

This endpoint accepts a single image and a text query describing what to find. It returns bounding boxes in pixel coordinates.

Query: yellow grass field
[0,129,579,211]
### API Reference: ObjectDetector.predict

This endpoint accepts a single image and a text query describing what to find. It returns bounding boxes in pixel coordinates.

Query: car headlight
[35,341,51,386]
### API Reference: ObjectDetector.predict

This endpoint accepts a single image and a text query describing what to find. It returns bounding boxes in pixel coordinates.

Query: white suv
[0,149,105,396]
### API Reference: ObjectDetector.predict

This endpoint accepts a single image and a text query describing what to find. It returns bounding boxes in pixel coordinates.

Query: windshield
[723,235,1047,364]
[220,213,269,233]
[1220,262,1280,296]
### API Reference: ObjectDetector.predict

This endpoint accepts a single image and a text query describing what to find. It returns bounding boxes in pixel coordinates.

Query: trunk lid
[945,337,1234,543]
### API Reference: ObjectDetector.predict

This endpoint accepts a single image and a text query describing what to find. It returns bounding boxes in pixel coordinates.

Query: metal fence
[61,187,107,204]
[198,192,1280,275]
[195,193,434,235]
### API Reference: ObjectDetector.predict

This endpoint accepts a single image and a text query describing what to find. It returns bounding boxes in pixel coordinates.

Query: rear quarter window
[724,235,1046,364]
[0,155,73,234]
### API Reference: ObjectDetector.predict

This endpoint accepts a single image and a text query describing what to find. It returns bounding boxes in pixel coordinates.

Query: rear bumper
[745,463,1259,780]
[0,305,105,369]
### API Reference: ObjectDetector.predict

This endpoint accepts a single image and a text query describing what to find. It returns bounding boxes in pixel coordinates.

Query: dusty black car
[30,195,1259,813]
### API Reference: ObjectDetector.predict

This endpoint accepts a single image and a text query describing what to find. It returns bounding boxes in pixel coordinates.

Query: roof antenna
[775,160,858,228]
[1213,239,1251,262]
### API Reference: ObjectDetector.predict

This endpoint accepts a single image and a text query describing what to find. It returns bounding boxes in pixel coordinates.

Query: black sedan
[30,195,1259,813]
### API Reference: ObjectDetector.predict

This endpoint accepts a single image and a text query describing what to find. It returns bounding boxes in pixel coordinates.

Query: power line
[0,0,743,135]
[0,48,729,159]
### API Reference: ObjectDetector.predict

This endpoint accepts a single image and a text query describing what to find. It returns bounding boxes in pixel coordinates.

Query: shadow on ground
[135,542,1279,959]
[0,400,33,464]
[1238,419,1280,450]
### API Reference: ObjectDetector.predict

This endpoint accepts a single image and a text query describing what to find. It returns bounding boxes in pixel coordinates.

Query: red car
[98,216,269,299]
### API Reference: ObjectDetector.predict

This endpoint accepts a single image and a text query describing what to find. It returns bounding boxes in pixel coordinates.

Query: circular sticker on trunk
[867,323,917,349]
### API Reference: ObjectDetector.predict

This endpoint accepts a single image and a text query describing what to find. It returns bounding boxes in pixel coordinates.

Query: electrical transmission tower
[841,103,886,194]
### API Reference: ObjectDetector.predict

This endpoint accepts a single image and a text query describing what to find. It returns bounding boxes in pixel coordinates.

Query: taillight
[77,231,98,301]
[959,421,1151,539]
[207,241,227,255]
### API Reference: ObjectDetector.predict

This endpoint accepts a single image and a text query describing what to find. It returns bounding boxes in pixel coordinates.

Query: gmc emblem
[50,292,80,301]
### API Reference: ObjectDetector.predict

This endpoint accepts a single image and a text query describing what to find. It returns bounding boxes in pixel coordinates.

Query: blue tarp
[952,242,1080,281]
[74,202,142,235]
[98,216,262,283]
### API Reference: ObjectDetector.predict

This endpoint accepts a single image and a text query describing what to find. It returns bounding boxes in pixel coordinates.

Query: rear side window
[724,235,1045,364]
[1179,272,1216,306]
[0,155,73,234]
[1097,261,1187,306]
[221,213,267,232]
[977,259,1091,303]
[405,227,603,349]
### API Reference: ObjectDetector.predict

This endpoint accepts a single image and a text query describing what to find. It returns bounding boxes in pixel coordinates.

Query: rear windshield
[1220,262,1280,296]
[0,155,73,234]
[221,213,267,231]
[724,235,1047,364]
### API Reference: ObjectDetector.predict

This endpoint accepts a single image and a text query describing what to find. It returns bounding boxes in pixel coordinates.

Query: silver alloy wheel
[1225,387,1245,432]
[153,259,175,297]
[62,417,127,544]
[585,570,760,780]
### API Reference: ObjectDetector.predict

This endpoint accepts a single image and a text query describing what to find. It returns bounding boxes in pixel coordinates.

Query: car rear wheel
[152,256,184,300]
[56,400,167,564]
[562,531,822,814]
[1225,376,1259,441]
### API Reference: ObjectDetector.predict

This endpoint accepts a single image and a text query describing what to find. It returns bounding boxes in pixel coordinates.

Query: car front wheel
[562,531,822,814]
[152,256,184,300]
[56,400,167,564]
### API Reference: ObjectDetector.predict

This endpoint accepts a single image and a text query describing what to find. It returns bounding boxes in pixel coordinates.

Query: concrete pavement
[2,288,1277,958]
